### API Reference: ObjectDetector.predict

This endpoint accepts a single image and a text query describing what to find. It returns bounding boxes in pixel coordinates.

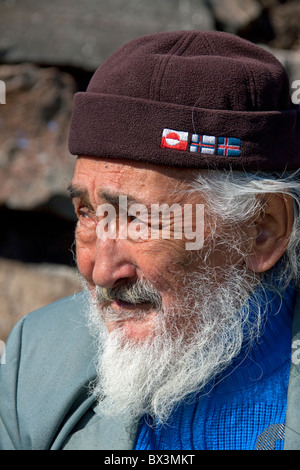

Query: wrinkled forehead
[71,156,200,204]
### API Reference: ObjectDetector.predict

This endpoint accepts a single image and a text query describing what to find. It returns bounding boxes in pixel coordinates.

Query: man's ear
[245,193,294,273]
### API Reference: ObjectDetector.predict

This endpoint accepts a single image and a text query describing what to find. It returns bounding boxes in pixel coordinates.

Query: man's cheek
[75,241,95,284]
[75,223,97,244]
[136,239,189,287]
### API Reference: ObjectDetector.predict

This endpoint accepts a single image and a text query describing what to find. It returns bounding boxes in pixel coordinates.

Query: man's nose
[92,238,137,289]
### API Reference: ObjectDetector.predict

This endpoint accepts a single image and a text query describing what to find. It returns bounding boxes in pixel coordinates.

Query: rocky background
[0,0,300,343]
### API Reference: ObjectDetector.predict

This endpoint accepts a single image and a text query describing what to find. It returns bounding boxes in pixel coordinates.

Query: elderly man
[1,30,300,451]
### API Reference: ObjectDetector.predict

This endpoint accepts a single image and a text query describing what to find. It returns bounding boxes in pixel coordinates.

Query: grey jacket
[1,291,300,450]
[0,293,136,450]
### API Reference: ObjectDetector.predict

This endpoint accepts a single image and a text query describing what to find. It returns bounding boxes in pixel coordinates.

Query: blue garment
[134,283,296,450]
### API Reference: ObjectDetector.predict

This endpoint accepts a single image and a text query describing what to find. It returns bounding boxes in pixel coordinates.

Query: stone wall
[0,0,299,342]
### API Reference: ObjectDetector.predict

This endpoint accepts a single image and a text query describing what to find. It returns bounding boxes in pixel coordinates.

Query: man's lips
[102,299,155,323]
[110,300,152,312]
[112,299,142,310]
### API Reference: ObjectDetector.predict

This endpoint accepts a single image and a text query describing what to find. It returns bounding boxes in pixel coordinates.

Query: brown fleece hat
[68,30,300,171]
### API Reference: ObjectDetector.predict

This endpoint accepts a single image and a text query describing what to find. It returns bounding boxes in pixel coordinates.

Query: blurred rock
[0,63,76,211]
[208,0,300,52]
[208,0,262,34]
[0,0,214,71]
[267,0,300,50]
[0,258,82,342]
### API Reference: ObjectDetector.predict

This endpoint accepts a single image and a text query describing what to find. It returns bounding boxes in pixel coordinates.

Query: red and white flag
[160,128,188,151]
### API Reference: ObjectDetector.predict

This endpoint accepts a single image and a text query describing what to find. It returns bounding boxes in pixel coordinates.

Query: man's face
[70,156,260,421]
[71,156,227,341]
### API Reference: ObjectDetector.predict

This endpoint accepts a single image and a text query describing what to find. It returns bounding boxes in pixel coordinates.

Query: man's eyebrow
[99,190,147,207]
[67,184,90,204]
[67,185,150,208]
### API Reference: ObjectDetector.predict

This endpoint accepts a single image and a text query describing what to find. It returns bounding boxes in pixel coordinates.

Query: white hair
[190,169,300,289]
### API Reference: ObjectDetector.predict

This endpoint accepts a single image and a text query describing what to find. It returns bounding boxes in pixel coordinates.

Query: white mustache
[95,279,162,310]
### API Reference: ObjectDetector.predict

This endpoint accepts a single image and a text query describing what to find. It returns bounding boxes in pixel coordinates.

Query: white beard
[85,265,262,424]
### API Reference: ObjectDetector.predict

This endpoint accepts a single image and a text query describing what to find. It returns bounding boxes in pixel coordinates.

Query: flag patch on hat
[217,137,241,156]
[160,128,242,158]
[190,134,215,154]
[160,129,188,151]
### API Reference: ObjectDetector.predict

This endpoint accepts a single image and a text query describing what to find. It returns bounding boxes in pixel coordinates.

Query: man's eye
[128,215,140,223]
[77,208,89,218]
[77,208,96,224]
[79,209,89,218]
[128,215,148,226]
